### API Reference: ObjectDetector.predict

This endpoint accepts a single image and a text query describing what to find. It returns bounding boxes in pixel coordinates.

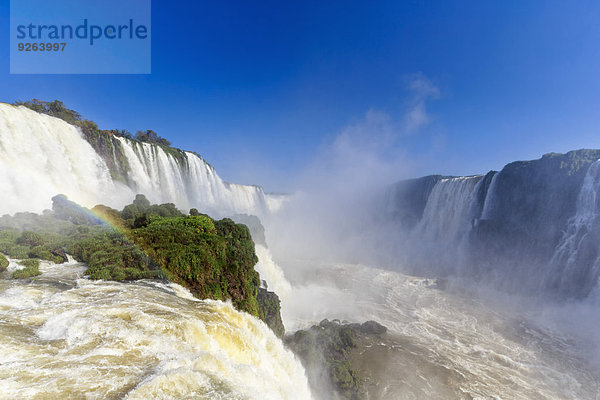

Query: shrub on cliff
[0,253,8,271]
[135,130,171,146]
[133,215,259,315]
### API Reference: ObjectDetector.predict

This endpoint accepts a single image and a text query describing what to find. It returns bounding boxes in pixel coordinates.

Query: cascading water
[480,171,499,220]
[413,176,483,243]
[0,103,274,217]
[392,159,600,298]
[0,258,312,400]
[254,244,293,298]
[115,137,190,206]
[0,103,314,398]
[0,104,129,214]
[5,101,600,398]
[115,137,271,216]
[276,259,600,399]
[549,160,600,294]
[406,176,484,273]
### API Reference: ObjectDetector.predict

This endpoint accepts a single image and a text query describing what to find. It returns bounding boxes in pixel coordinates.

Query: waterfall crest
[0,104,127,214]
[115,137,270,216]
[0,104,274,217]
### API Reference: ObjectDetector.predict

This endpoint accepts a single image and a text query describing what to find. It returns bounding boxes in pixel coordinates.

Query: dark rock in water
[49,249,68,263]
[359,320,387,335]
[257,288,284,338]
[286,319,388,400]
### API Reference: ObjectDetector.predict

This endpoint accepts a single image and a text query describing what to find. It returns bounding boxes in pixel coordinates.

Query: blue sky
[1,1,600,191]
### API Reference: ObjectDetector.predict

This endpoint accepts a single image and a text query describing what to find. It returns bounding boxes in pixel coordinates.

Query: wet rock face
[257,288,285,338]
[285,319,388,400]
[358,320,387,335]
[388,149,600,298]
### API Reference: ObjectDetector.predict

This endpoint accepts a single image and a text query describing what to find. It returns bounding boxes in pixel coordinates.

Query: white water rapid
[0,258,312,399]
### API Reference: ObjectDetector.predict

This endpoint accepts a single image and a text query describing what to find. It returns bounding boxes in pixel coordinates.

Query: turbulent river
[2,255,600,399]
[0,258,312,400]
[280,259,600,399]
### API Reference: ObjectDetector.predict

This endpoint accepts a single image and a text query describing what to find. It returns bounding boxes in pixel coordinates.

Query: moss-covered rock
[285,319,387,400]
[131,215,260,316]
[257,288,284,337]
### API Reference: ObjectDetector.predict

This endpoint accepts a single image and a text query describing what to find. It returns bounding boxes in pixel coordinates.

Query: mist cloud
[265,73,441,265]
[403,72,441,134]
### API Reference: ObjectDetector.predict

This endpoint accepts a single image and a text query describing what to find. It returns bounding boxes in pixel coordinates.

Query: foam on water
[0,263,312,400]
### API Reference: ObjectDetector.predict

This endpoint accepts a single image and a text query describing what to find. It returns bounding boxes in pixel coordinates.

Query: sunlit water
[2,256,599,399]
[0,258,312,400]
[0,103,276,216]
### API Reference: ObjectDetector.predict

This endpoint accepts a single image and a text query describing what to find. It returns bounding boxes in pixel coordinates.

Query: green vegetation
[0,194,279,327]
[135,129,171,146]
[11,259,41,279]
[232,214,267,246]
[257,288,284,337]
[0,253,8,272]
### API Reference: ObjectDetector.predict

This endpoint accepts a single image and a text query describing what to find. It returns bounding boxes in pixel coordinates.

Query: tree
[133,194,151,209]
[135,129,171,146]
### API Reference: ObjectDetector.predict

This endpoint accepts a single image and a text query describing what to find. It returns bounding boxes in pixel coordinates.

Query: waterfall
[0,103,274,217]
[413,176,483,243]
[405,176,483,274]
[549,160,600,293]
[110,137,272,216]
[254,244,293,297]
[480,171,499,220]
[0,104,130,214]
[115,137,189,206]
[391,156,600,298]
